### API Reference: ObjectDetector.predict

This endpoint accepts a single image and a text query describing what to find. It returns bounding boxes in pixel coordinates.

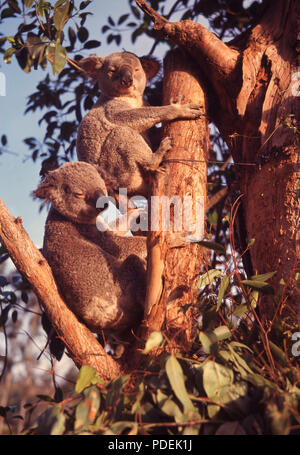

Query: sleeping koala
[34,161,147,338]
[76,51,203,199]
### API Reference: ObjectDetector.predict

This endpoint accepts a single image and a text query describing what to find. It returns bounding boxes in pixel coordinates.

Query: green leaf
[79,0,92,9]
[247,238,255,247]
[77,26,89,42]
[249,290,259,307]
[74,386,100,430]
[233,303,248,317]
[53,1,70,31]
[202,361,234,399]
[8,0,21,13]
[156,390,183,422]
[3,47,16,63]
[35,406,66,435]
[250,271,276,282]
[118,13,129,25]
[213,325,232,341]
[217,275,229,310]
[83,40,101,49]
[68,26,76,46]
[199,331,218,355]
[197,240,226,255]
[75,366,101,394]
[37,0,51,19]
[269,340,287,366]
[165,356,195,415]
[45,43,66,75]
[240,279,274,293]
[227,344,254,376]
[196,269,222,289]
[142,331,163,354]
[1,135,7,146]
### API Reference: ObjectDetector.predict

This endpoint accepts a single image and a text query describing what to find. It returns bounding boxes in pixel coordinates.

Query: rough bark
[136,0,300,324]
[0,199,123,381]
[142,48,209,352]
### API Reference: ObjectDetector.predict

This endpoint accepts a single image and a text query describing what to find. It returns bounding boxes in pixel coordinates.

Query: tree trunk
[142,48,209,352]
[136,0,300,325]
[0,200,123,381]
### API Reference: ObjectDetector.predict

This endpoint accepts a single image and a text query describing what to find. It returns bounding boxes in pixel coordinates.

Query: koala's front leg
[109,102,203,132]
[144,136,173,172]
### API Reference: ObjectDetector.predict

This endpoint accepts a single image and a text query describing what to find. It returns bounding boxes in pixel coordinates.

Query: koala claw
[158,136,173,154]
[156,166,166,174]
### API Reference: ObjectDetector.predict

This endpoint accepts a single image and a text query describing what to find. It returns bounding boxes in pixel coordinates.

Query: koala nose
[94,189,107,204]
[86,189,106,208]
[120,67,133,87]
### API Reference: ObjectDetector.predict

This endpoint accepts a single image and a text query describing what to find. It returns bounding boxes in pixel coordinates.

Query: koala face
[34,162,108,224]
[98,52,147,98]
[79,52,160,98]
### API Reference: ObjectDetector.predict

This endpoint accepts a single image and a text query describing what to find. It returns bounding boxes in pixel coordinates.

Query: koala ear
[32,181,54,200]
[78,55,104,79]
[140,56,160,81]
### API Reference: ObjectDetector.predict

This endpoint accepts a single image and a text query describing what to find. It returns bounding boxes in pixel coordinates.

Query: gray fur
[34,161,147,336]
[76,51,203,197]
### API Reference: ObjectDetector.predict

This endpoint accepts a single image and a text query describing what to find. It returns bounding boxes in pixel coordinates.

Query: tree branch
[135,0,241,105]
[0,199,123,382]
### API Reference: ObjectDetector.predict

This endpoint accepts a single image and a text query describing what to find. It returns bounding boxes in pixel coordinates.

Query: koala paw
[158,136,173,154]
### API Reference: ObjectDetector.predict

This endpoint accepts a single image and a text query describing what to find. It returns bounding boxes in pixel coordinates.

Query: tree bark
[0,199,123,381]
[142,48,209,352]
[136,0,300,325]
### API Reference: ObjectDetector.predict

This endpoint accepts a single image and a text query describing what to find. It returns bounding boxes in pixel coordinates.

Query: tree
[0,0,299,435]
[135,0,300,326]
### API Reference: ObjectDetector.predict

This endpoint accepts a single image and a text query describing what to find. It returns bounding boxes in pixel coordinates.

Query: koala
[34,161,147,338]
[76,51,203,200]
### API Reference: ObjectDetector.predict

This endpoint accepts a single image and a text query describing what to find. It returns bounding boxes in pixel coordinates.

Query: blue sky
[0,2,160,247]
[0,1,207,250]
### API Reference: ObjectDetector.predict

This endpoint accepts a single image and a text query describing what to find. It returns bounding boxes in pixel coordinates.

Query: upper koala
[34,161,147,337]
[76,51,203,199]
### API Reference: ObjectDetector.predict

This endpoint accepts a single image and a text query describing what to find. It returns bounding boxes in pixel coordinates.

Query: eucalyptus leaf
[45,43,66,75]
[197,240,226,255]
[165,356,195,415]
[35,406,66,435]
[53,1,70,31]
[241,279,274,293]
[142,331,163,354]
[196,269,222,289]
[75,386,100,430]
[217,275,230,310]
[202,361,234,399]
[213,325,232,341]
[199,331,218,355]
[75,365,101,394]
[250,271,276,282]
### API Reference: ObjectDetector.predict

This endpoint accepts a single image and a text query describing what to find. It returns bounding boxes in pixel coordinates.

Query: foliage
[1,235,299,435]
